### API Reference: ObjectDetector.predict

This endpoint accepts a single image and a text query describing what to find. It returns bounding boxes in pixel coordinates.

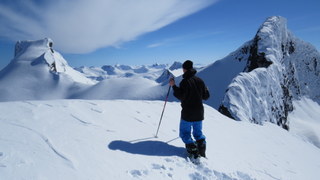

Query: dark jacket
[172,69,210,122]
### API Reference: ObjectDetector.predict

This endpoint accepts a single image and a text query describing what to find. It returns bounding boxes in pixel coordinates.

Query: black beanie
[182,60,193,70]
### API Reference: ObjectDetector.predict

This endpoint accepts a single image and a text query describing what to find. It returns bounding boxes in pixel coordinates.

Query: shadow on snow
[108,139,185,158]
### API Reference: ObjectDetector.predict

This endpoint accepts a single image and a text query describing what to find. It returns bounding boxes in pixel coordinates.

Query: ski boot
[186,143,200,159]
[196,139,206,158]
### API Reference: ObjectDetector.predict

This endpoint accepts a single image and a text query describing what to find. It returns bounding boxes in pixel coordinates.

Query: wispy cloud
[296,26,320,33]
[147,30,222,48]
[147,43,165,48]
[0,0,218,53]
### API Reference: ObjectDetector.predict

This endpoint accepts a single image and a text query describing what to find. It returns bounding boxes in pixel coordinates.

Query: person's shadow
[108,139,185,158]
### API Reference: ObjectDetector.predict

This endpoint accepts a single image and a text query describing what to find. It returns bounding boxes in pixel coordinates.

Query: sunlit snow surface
[0,100,319,180]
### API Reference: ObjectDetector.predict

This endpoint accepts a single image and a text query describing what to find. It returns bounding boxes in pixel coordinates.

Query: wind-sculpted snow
[0,100,320,179]
[217,16,320,129]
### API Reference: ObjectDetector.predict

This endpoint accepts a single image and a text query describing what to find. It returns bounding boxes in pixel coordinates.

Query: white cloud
[0,0,218,54]
[147,43,164,48]
[147,30,223,48]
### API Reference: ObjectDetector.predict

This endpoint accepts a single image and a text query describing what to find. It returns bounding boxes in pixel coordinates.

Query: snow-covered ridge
[217,16,320,129]
[13,38,90,78]
[0,38,94,101]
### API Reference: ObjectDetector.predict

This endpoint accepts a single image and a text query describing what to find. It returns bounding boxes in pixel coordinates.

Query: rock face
[217,16,320,129]
[156,69,174,85]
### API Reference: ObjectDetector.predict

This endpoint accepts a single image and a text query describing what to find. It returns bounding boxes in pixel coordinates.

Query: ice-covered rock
[217,16,320,129]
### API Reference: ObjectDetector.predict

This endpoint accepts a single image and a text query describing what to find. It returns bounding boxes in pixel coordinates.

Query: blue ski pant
[179,119,206,145]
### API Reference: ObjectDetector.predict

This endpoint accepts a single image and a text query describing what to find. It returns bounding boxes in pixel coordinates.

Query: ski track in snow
[3,121,75,169]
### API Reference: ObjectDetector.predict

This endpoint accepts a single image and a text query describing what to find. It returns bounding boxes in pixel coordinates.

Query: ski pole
[155,85,171,138]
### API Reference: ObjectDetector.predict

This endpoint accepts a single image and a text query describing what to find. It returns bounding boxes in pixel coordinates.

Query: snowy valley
[0,16,320,179]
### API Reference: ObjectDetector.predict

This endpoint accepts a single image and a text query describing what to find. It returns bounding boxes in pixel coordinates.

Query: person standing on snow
[169,60,210,158]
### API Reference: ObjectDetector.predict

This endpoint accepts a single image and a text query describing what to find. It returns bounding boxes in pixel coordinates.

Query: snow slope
[0,100,320,180]
[197,45,249,109]
[288,97,320,148]
[71,77,167,100]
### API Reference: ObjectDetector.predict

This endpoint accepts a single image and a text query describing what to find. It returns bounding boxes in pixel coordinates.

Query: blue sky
[0,0,319,70]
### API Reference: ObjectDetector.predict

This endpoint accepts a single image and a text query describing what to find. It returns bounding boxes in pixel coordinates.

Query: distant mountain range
[0,16,319,136]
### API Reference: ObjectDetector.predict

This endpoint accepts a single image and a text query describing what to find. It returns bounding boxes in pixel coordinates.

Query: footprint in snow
[164,158,174,163]
[129,169,148,178]
[151,163,166,170]
[189,168,256,180]
[128,162,174,179]
[150,163,175,178]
